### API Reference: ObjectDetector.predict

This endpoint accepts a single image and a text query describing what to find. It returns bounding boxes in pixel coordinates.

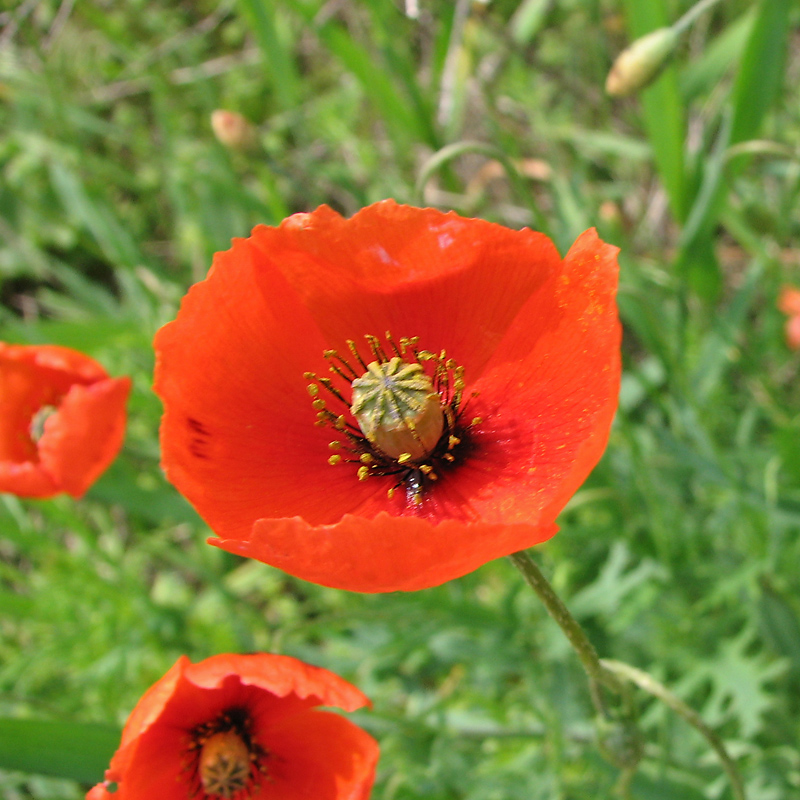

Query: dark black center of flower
[184,707,267,800]
[305,333,481,507]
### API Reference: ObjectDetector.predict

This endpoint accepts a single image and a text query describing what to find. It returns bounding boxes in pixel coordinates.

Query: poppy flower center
[306,334,481,507]
[199,730,250,798]
[186,707,267,800]
[350,357,444,460]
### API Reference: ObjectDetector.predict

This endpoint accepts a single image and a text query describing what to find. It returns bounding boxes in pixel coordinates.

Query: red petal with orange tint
[39,377,131,498]
[154,236,383,538]
[212,513,557,593]
[778,286,800,317]
[248,201,562,381]
[261,710,379,800]
[184,652,371,712]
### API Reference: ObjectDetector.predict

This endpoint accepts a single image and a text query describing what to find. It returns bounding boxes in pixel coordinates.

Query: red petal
[0,461,58,497]
[37,377,130,497]
[85,785,113,800]
[184,653,371,712]
[258,709,378,800]
[211,512,557,592]
[249,201,562,379]
[778,286,800,316]
[0,343,104,465]
[786,314,800,350]
[154,236,384,537]
[458,228,621,525]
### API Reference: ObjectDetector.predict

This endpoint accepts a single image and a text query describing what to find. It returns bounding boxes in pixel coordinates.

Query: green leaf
[680,9,754,102]
[237,0,299,111]
[729,0,792,146]
[0,719,121,784]
[620,0,687,221]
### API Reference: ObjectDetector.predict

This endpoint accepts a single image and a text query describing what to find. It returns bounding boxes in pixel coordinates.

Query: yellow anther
[307,384,319,396]
[471,416,483,426]
[443,453,455,462]
[448,435,461,449]
[334,416,346,430]
[419,464,433,475]
[360,453,374,464]
[328,441,343,450]
[387,486,396,499]
[312,399,326,410]
[328,455,342,466]
[397,453,412,464]
[357,465,370,481]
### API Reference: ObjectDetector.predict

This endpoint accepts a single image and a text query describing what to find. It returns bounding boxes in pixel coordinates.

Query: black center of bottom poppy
[305,333,481,507]
[185,707,267,799]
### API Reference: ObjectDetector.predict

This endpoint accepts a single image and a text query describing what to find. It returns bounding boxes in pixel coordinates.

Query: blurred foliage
[1,0,799,798]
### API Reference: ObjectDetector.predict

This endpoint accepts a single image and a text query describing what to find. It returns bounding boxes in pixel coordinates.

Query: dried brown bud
[210,110,258,150]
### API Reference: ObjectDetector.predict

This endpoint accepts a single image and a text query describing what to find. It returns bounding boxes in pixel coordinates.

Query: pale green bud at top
[351,358,444,461]
[605,27,680,97]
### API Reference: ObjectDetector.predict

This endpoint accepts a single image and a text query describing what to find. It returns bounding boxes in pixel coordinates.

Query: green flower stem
[413,140,550,234]
[508,550,625,703]
[600,659,747,800]
[673,0,724,36]
[509,550,747,799]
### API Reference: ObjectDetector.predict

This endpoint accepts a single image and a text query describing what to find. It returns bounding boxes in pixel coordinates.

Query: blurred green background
[1,0,799,797]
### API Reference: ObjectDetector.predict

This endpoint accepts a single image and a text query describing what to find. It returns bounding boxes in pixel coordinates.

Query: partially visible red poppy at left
[86,652,379,800]
[0,343,130,498]
[155,201,621,592]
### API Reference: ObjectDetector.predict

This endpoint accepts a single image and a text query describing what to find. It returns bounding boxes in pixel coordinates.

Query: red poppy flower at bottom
[87,653,378,800]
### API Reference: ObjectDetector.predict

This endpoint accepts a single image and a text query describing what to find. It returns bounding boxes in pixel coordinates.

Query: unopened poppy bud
[605,27,679,97]
[210,110,257,150]
[351,357,444,461]
[199,729,251,797]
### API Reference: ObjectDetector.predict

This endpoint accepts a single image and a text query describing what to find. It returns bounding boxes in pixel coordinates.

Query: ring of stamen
[305,332,480,507]
[183,708,268,800]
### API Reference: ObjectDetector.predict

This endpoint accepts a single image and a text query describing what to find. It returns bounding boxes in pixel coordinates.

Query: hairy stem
[508,550,625,703]
[601,659,746,800]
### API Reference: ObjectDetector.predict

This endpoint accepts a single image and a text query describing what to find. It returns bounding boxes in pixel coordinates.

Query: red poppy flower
[86,653,378,800]
[154,201,620,592]
[0,343,130,498]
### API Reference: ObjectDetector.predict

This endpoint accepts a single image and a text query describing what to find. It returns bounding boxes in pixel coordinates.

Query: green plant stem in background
[508,550,625,702]
[601,659,747,800]
[672,0,725,36]
[414,141,551,235]
[510,549,748,800]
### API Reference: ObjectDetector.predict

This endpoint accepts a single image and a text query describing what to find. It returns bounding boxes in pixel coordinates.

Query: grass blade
[0,718,120,784]
[620,0,687,221]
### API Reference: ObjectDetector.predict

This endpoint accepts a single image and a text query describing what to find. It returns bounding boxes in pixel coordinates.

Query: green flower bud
[606,27,680,97]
